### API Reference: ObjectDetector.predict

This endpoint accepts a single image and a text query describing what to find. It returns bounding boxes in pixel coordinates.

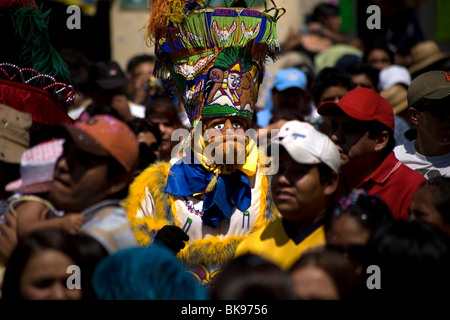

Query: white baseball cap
[379,64,411,90]
[273,120,316,140]
[271,128,341,173]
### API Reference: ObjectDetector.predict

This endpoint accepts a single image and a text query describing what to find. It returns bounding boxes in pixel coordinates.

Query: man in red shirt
[317,87,426,220]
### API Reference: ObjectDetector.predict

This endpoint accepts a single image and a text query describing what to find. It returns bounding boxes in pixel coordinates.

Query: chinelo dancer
[125,0,285,286]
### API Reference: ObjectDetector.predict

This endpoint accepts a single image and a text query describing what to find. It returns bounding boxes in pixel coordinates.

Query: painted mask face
[202,116,248,165]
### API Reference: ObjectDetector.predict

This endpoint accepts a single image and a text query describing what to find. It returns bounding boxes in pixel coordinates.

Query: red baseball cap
[317,87,395,132]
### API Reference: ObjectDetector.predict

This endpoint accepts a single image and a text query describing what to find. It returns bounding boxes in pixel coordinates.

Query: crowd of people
[1,0,450,302]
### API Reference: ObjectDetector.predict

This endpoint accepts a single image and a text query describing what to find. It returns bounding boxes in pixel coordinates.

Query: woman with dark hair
[127,117,162,175]
[311,66,356,135]
[1,228,107,300]
[145,97,185,162]
[362,42,395,71]
[289,249,363,300]
[362,219,450,299]
[409,176,450,237]
[325,189,393,275]
[210,254,295,300]
[306,2,345,45]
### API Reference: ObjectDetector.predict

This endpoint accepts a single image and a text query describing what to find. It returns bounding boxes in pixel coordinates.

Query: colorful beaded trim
[0,63,75,104]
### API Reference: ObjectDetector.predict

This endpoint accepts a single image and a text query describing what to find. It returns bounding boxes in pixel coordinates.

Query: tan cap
[407,70,450,108]
[409,41,450,75]
[0,104,32,164]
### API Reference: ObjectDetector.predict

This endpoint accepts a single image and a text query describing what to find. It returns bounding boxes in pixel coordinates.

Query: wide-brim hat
[380,84,408,115]
[0,78,73,126]
[0,2,75,127]
[409,41,450,75]
[0,103,32,164]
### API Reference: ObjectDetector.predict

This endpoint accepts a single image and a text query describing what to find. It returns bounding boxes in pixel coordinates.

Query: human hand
[60,213,84,234]
[111,94,133,121]
[308,22,324,34]
[0,212,18,260]
[281,28,303,51]
[133,74,150,105]
[154,225,189,253]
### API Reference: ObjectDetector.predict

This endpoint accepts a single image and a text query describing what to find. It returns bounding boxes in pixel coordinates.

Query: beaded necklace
[183,196,204,217]
[182,196,250,230]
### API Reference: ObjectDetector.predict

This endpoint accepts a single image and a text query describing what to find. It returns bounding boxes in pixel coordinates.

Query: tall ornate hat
[146,0,284,128]
[0,0,74,127]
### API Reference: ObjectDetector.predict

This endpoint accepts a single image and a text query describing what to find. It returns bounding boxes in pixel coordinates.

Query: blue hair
[92,243,210,300]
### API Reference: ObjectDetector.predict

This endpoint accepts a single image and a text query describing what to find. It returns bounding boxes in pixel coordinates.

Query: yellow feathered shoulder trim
[124,161,175,246]
[177,235,247,267]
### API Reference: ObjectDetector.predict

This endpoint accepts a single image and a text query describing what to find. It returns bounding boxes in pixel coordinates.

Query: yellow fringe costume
[125,157,279,286]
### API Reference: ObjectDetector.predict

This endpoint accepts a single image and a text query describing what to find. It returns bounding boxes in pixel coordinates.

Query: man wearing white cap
[235,126,340,270]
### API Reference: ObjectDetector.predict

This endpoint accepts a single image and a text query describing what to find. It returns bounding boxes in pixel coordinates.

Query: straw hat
[380,84,408,115]
[408,41,450,75]
[0,103,32,164]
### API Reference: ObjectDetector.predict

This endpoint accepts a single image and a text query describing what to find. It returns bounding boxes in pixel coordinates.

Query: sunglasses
[415,100,450,118]
[326,243,367,260]
[139,142,160,152]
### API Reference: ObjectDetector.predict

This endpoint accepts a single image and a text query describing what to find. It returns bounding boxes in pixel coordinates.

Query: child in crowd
[1,228,107,300]
[362,219,450,300]
[325,189,393,275]
[211,253,295,300]
[289,249,362,300]
[5,138,83,237]
[408,176,450,237]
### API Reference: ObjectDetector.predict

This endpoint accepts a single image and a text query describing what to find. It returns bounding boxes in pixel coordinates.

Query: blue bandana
[164,156,251,228]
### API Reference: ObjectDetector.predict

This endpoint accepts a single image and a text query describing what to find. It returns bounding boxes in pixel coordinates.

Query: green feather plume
[9,5,72,84]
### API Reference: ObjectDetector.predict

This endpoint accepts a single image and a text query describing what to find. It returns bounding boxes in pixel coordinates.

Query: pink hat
[5,138,65,194]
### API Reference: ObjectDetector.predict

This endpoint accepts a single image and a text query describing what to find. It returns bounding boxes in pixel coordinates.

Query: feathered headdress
[0,0,74,127]
[146,0,285,129]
